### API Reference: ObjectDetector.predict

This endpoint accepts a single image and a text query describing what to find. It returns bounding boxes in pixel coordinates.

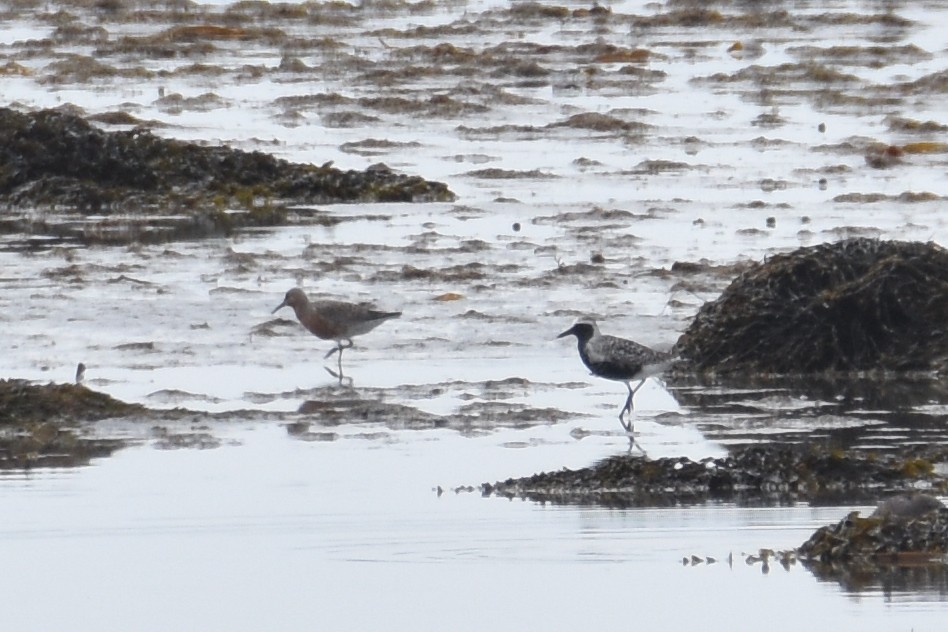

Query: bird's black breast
[578,334,660,381]
[580,351,644,381]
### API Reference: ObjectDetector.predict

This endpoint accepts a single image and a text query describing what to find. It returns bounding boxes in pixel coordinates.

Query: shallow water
[2,0,948,628]
[3,425,946,630]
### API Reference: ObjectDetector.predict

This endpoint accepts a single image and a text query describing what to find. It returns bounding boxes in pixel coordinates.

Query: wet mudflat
[1,0,948,629]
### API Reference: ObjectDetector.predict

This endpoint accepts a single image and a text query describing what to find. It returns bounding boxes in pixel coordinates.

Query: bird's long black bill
[272,300,287,314]
[556,327,574,339]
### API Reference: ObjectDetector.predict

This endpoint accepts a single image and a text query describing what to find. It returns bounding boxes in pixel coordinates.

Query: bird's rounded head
[557,316,599,342]
[273,287,308,314]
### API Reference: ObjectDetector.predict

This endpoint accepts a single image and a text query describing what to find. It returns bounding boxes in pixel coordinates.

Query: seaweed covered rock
[0,106,455,242]
[675,239,948,374]
[0,379,143,425]
[481,444,948,507]
[0,380,140,468]
[799,494,948,565]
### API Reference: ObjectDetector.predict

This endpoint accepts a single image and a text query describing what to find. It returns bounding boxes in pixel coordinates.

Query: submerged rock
[871,492,945,520]
[481,444,948,507]
[799,494,948,566]
[0,107,455,244]
[674,239,948,374]
[0,424,125,470]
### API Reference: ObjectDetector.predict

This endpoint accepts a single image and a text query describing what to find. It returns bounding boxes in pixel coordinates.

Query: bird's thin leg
[619,380,645,432]
[324,365,353,388]
[630,379,645,398]
[619,383,634,431]
[336,339,353,374]
[627,436,647,456]
[324,339,353,360]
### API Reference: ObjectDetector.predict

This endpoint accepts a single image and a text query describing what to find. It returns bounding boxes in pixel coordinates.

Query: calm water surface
[2,422,946,630]
[1,0,947,628]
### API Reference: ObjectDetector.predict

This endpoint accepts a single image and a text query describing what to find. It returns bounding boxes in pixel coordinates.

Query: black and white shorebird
[558,316,674,432]
[273,288,401,375]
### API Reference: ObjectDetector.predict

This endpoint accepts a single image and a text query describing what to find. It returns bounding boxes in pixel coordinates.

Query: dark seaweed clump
[0,107,455,242]
[800,502,948,566]
[481,444,948,508]
[0,379,143,425]
[675,239,948,374]
[796,495,948,589]
[0,380,139,469]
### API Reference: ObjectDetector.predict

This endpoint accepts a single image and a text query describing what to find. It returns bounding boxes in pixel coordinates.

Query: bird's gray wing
[310,300,368,323]
[586,335,669,379]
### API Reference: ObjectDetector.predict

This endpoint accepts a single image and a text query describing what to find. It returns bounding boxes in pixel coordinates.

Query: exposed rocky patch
[0,107,455,244]
[0,379,141,468]
[481,444,948,508]
[799,494,948,581]
[0,378,143,425]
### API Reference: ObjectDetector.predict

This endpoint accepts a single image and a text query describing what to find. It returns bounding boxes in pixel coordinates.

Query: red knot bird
[558,316,674,432]
[272,288,401,374]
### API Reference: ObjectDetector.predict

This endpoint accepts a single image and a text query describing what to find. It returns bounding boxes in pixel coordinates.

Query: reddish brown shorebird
[273,287,401,375]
